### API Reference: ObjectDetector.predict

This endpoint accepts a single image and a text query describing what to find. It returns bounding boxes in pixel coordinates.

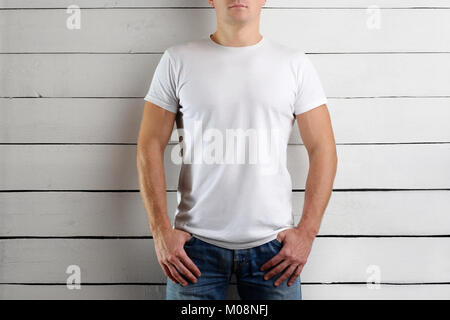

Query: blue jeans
[166,236,302,300]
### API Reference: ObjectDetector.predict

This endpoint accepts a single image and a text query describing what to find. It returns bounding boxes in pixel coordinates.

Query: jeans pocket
[272,238,283,248]
[184,235,196,246]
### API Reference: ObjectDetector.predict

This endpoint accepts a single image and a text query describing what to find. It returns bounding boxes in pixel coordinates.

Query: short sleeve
[293,54,328,115]
[144,49,180,114]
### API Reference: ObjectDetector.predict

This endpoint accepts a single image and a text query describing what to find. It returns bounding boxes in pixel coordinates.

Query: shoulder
[264,37,309,68]
[164,38,209,63]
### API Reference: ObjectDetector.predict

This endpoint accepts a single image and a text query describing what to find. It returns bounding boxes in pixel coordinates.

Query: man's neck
[210,27,262,47]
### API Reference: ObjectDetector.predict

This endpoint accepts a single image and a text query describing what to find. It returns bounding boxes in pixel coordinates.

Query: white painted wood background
[0,0,449,299]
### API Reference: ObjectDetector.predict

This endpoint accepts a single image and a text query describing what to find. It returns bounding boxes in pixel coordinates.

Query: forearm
[137,140,172,238]
[295,145,337,238]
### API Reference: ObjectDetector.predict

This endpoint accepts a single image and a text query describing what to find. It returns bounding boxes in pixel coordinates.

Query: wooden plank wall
[0,0,449,299]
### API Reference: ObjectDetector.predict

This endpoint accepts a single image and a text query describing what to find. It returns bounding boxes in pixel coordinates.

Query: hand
[154,228,202,286]
[260,226,316,287]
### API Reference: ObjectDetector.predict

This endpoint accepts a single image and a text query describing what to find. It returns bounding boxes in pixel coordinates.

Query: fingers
[171,257,198,284]
[161,263,177,284]
[163,248,201,286]
[158,232,202,286]
[260,252,283,272]
[179,252,202,278]
[263,260,289,281]
[166,261,188,286]
[287,264,304,286]
[274,264,298,287]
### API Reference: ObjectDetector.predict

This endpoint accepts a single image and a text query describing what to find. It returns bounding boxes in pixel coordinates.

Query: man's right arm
[136,101,201,286]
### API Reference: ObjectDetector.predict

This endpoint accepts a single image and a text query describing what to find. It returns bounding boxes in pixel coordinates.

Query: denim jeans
[166,236,302,300]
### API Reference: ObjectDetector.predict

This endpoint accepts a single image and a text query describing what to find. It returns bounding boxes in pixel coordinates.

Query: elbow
[136,138,165,167]
[332,144,338,163]
[309,142,338,167]
[333,148,338,170]
[328,142,338,168]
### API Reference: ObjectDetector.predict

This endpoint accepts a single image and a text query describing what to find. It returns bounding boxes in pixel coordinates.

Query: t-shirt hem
[192,226,294,250]
[144,94,178,114]
[294,97,328,116]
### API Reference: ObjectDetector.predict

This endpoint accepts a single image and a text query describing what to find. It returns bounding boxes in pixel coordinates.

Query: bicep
[296,104,335,154]
[137,101,177,150]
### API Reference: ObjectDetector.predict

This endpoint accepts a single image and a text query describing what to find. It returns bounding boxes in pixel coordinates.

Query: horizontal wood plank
[1,97,449,144]
[1,190,449,236]
[1,144,449,190]
[1,283,449,300]
[1,9,449,53]
[1,238,448,283]
[2,54,450,98]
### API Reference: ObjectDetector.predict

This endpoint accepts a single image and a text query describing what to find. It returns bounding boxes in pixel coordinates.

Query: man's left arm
[260,104,338,286]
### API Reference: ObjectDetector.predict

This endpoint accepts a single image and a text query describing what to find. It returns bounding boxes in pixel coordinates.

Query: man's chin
[228,15,251,23]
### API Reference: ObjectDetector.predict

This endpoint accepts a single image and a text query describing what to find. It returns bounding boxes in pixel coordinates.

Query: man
[137,0,337,300]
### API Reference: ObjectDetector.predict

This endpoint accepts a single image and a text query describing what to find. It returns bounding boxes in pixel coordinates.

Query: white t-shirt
[144,34,327,249]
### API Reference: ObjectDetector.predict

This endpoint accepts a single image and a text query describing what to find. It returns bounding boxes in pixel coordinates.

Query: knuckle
[181,269,190,277]
[285,254,294,260]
